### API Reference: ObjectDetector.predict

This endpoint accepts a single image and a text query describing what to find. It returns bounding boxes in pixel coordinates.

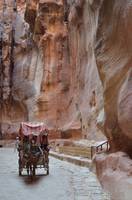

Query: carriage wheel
[33,166,36,176]
[29,165,33,176]
[19,159,22,176]
[46,168,49,175]
[29,165,36,177]
[26,162,30,176]
[19,170,22,176]
[46,163,49,175]
[27,167,29,176]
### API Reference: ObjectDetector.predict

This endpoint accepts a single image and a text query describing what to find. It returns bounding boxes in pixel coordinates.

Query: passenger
[30,136,41,157]
[23,136,30,157]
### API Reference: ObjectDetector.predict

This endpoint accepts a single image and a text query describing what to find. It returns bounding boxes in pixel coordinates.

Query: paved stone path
[0,148,110,200]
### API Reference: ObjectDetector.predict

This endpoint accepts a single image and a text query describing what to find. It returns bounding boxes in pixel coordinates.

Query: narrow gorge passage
[0,0,132,199]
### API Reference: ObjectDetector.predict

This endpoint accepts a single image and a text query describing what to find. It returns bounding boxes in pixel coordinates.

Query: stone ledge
[50,150,92,168]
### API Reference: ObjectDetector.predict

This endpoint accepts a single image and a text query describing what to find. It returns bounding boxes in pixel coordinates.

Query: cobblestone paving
[0,148,110,200]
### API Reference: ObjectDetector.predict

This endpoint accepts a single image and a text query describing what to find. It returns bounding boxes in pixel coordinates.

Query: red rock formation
[0,0,131,149]
[94,1,132,197]
[95,152,132,200]
[28,0,104,140]
[95,0,132,156]
[0,0,104,141]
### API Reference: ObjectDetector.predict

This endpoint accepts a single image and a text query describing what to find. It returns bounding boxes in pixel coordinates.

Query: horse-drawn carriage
[17,122,49,177]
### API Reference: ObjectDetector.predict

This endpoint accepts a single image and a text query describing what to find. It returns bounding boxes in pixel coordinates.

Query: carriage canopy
[19,122,47,136]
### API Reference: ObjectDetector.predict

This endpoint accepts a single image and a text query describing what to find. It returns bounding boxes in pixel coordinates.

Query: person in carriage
[23,136,30,157]
[30,135,43,157]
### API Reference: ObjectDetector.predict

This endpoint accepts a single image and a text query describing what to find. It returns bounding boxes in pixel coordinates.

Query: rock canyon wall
[23,0,132,154]
[0,0,132,149]
[94,1,132,198]
[0,0,104,140]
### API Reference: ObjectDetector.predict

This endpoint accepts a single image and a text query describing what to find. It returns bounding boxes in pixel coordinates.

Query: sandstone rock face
[0,0,132,197]
[0,0,104,140]
[0,0,28,131]
[94,0,132,197]
[95,0,132,155]
[0,0,40,134]
[0,0,131,152]
[95,152,132,200]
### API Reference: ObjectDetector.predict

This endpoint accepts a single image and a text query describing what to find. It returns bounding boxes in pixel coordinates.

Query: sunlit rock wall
[24,0,104,139]
[62,0,104,139]
[0,0,43,134]
[0,0,104,140]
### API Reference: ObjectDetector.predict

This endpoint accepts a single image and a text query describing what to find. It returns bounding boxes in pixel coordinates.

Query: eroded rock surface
[95,0,132,155]
[95,152,132,200]
[0,0,104,141]
[94,0,132,198]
